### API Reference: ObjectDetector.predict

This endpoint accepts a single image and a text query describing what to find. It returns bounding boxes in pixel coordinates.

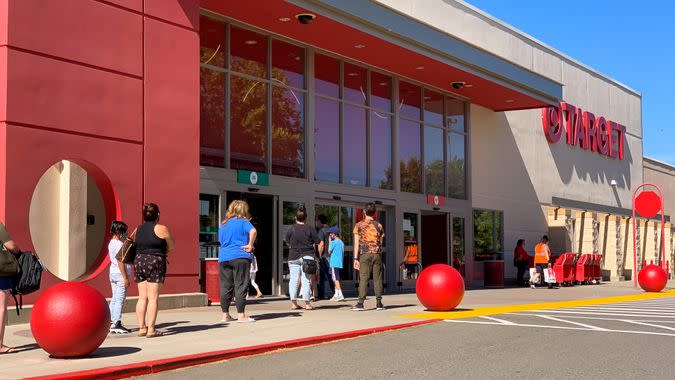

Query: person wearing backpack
[0,221,20,354]
[108,221,132,334]
[284,205,319,310]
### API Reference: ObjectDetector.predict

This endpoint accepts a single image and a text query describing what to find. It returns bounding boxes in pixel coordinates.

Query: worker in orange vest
[533,235,551,288]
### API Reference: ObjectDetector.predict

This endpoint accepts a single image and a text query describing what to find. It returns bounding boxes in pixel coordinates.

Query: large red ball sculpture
[416,264,465,311]
[638,264,668,293]
[30,282,110,358]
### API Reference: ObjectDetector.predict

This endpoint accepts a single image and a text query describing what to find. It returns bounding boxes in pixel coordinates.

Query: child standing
[109,221,132,334]
[328,227,345,302]
[250,254,263,298]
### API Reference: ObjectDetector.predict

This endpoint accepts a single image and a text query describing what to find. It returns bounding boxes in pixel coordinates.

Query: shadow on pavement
[313,304,353,310]
[155,321,190,329]
[13,343,40,353]
[163,324,228,335]
[379,304,416,310]
[88,346,143,358]
[251,312,303,321]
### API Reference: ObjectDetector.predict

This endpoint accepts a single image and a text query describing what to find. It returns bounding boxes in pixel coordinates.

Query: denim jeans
[109,272,127,324]
[288,257,313,301]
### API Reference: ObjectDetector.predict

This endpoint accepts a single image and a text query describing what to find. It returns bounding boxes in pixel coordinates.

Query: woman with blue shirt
[219,200,257,323]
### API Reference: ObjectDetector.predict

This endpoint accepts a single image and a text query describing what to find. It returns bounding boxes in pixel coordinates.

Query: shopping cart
[575,254,593,285]
[553,253,576,286]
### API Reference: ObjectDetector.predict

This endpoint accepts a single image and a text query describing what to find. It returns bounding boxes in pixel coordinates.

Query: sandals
[0,346,16,355]
[137,328,148,337]
[218,316,237,324]
[236,317,256,323]
[303,305,315,310]
[291,304,302,310]
[146,330,165,338]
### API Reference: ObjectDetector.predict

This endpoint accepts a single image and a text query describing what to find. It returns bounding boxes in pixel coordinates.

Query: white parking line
[443,319,675,337]
[479,316,516,325]
[531,309,675,318]
[573,306,675,313]
[535,315,609,331]
[514,313,675,324]
[619,320,675,332]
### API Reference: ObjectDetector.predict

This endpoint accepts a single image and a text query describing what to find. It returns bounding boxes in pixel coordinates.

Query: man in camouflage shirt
[351,203,385,311]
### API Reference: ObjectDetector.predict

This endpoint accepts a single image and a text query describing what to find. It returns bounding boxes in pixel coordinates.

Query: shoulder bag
[115,228,138,264]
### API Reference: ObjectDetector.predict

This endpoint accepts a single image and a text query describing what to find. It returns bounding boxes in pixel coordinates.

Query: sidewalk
[3,281,672,379]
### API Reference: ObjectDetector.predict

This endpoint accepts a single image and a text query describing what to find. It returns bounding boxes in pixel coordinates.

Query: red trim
[24,319,439,380]
[164,273,199,277]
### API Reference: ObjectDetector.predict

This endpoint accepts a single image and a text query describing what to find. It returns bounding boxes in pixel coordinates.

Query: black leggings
[219,259,251,314]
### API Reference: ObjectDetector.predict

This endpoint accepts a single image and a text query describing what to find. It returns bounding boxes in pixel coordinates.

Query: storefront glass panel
[199,194,219,259]
[343,62,367,105]
[399,119,422,193]
[448,133,466,199]
[424,126,444,195]
[314,96,340,183]
[446,97,465,132]
[200,15,226,68]
[473,210,504,261]
[200,68,225,167]
[343,105,367,186]
[281,201,301,284]
[370,71,392,112]
[423,89,443,127]
[399,81,421,120]
[230,76,267,172]
[452,217,466,277]
[230,26,267,78]
[370,112,393,189]
[403,212,419,279]
[271,39,304,89]
[272,87,305,177]
[314,53,339,98]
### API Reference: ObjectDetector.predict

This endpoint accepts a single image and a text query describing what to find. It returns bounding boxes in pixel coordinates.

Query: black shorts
[134,253,167,284]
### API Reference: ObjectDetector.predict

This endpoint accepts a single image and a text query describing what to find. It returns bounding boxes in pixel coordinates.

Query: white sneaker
[336,295,345,302]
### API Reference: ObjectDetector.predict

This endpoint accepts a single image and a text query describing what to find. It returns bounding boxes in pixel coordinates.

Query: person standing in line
[351,203,385,311]
[285,205,319,310]
[0,222,20,354]
[135,203,174,338]
[218,200,257,323]
[533,235,552,289]
[249,254,263,299]
[315,214,334,300]
[327,227,345,302]
[109,221,132,334]
[513,239,530,287]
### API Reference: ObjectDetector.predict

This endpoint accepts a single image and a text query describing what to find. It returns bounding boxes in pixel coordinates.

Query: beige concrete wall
[644,158,675,217]
[29,163,61,275]
[86,175,106,269]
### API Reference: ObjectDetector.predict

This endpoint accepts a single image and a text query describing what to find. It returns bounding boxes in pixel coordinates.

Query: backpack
[11,252,43,315]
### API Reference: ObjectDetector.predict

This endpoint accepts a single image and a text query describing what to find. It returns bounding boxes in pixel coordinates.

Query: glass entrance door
[451,216,466,278]
[279,199,302,295]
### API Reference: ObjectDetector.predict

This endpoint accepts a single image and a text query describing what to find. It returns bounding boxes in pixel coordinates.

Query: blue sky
[467,0,675,164]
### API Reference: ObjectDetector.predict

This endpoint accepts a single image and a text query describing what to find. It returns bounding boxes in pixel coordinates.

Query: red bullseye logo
[635,191,661,218]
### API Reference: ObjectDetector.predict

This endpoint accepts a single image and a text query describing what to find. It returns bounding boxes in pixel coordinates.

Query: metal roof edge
[644,156,675,170]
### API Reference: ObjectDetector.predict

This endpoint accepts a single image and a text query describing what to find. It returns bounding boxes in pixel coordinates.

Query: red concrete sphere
[416,264,465,311]
[30,282,110,358]
[638,264,668,293]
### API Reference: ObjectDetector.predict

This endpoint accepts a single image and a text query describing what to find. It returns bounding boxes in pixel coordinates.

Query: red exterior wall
[0,0,200,302]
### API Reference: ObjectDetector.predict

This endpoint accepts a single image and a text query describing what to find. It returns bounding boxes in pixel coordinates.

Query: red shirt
[514,245,529,262]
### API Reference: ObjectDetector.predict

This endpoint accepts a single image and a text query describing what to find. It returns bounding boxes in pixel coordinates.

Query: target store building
[1,0,660,314]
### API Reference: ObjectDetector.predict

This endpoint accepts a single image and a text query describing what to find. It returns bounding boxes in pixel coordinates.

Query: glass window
[423,89,443,126]
[446,97,465,132]
[200,16,226,68]
[340,207,355,246]
[314,96,340,183]
[272,39,304,89]
[315,54,339,98]
[424,126,444,195]
[473,210,504,261]
[448,133,466,199]
[200,68,225,167]
[230,76,267,172]
[272,87,304,178]
[343,105,367,186]
[399,119,422,193]
[230,26,267,78]
[343,62,367,105]
[370,112,392,189]
[199,194,220,259]
[452,217,465,277]
[370,71,392,112]
[399,81,421,120]
[281,201,301,283]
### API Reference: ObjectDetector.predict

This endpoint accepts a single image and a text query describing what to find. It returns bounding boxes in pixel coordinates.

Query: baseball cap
[327,226,340,235]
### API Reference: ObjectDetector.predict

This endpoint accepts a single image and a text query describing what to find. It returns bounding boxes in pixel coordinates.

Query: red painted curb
[24,319,439,380]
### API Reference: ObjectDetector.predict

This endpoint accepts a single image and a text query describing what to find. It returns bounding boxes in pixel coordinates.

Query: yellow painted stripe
[399,290,675,320]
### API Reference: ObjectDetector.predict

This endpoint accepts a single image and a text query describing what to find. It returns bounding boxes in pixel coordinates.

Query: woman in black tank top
[134,203,174,338]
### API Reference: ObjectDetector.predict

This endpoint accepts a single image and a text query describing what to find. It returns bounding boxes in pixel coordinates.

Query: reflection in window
[230,76,267,172]
[370,71,392,112]
[343,62,367,105]
[343,105,367,186]
[424,126,444,195]
[473,210,504,261]
[230,26,267,78]
[314,97,339,183]
[370,112,392,189]
[446,97,465,132]
[272,39,304,89]
[399,81,421,120]
[200,16,226,67]
[200,68,225,167]
[452,217,465,277]
[272,87,304,177]
[315,53,339,98]
[448,133,466,199]
[399,119,422,193]
[423,89,443,126]
[199,194,219,258]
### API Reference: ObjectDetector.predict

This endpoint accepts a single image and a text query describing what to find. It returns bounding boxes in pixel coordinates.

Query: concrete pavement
[4,281,674,379]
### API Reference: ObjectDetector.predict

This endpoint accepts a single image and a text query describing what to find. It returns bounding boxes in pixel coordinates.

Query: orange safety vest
[404,244,419,264]
[534,242,549,264]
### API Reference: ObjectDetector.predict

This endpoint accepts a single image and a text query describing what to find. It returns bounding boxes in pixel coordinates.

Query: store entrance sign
[237,170,269,186]
[542,102,626,160]
[427,194,445,207]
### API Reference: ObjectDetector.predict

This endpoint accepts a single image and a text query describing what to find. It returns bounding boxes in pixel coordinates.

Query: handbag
[115,229,137,264]
[302,257,318,274]
[0,237,20,276]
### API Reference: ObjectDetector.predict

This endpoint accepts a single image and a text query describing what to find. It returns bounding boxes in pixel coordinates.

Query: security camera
[451,81,465,90]
[295,13,316,25]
